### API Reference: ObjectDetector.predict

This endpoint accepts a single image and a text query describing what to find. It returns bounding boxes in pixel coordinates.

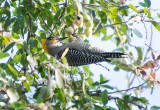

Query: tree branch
[58,0,68,20]
[108,80,149,94]
[108,96,145,109]
[81,3,120,7]
[93,20,159,34]
[93,22,127,34]
[34,6,55,37]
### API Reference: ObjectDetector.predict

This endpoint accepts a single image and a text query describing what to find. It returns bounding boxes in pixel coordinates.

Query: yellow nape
[42,39,49,54]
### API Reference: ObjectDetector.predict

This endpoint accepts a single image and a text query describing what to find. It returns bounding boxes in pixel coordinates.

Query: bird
[42,36,126,66]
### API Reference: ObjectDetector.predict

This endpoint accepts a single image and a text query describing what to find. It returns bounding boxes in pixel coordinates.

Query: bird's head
[42,37,68,53]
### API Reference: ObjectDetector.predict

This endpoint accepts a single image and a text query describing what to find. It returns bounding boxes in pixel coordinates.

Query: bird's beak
[57,37,68,41]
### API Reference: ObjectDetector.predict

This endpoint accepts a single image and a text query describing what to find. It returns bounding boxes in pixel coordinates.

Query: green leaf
[78,27,83,33]
[144,0,151,8]
[136,47,143,61]
[32,22,38,33]
[157,13,160,18]
[7,88,19,103]
[100,74,109,84]
[3,42,16,52]
[83,65,89,72]
[110,7,118,19]
[133,29,142,38]
[138,2,146,7]
[65,15,74,26]
[99,11,107,24]
[38,66,45,78]
[139,97,148,104]
[92,81,99,86]
[102,85,114,90]
[37,85,54,101]
[21,54,28,67]
[4,17,11,31]
[102,35,113,41]
[118,6,129,10]
[34,73,40,79]
[7,64,18,80]
[12,33,20,39]
[117,99,123,109]
[84,6,97,11]
[23,80,31,91]
[144,7,148,14]
[108,106,117,110]
[100,74,104,82]
[123,95,130,101]
[100,80,109,84]
[0,52,9,59]
[128,4,138,13]
[29,39,38,49]
[47,15,53,27]
[13,51,21,63]
[33,88,41,99]
[11,100,26,109]
[94,104,104,110]
[13,16,25,33]
[94,23,103,34]
[62,57,67,65]
[151,21,160,31]
[54,87,66,109]
[40,30,51,35]
[101,90,108,105]
[55,69,64,88]
[150,106,160,110]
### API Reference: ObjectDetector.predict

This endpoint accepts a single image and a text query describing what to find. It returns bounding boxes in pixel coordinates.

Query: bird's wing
[57,48,111,66]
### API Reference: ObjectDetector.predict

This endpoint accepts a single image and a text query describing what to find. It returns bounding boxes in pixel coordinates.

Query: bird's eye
[77,16,80,20]
[47,37,54,40]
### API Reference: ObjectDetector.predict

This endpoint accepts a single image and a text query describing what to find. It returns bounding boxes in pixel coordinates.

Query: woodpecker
[42,37,126,66]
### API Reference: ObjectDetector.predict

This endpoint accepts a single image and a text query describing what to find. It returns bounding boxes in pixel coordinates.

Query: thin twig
[58,0,67,20]
[108,80,149,94]
[0,30,11,32]
[108,96,145,109]
[54,3,65,6]
[93,20,159,34]
[81,3,120,7]
[141,16,148,43]
[95,63,110,71]
[52,0,67,37]
[34,6,55,36]
[128,75,136,88]
[144,24,153,61]
[93,22,127,34]
[27,13,32,43]
[93,21,101,34]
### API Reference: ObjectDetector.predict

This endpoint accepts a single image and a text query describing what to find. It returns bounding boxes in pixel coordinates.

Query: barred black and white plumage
[43,37,127,66]
[94,52,126,58]
[57,48,125,66]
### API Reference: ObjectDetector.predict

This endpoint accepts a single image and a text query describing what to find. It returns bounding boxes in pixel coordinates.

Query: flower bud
[65,26,74,35]
[73,0,82,13]
[79,33,86,40]
[84,27,92,37]
[83,13,93,28]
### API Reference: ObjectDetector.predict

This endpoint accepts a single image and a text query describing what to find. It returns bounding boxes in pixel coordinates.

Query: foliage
[0,0,160,109]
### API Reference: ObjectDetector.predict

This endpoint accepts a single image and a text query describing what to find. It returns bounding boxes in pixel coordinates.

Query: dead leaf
[61,48,69,59]
[140,70,147,76]
[142,61,156,69]
[149,82,154,87]
[151,52,155,60]
[150,70,156,79]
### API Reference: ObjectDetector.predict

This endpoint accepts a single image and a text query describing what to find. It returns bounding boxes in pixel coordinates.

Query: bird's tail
[100,52,127,58]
